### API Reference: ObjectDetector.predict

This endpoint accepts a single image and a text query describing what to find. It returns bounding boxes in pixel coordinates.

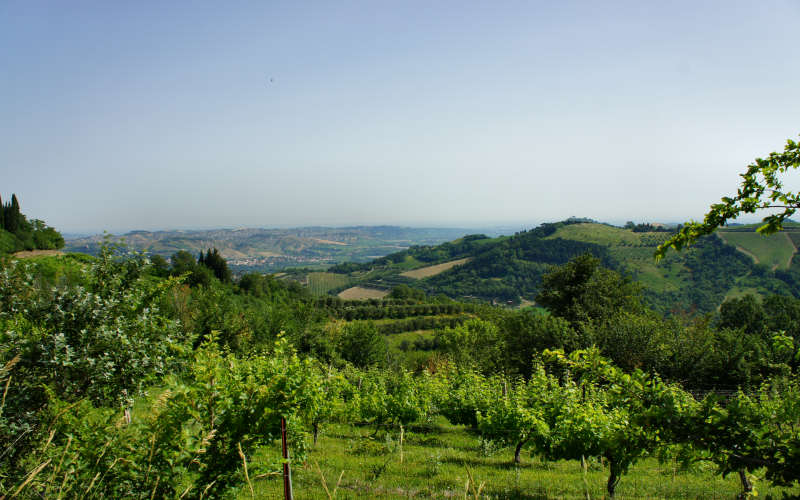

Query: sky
[1,1,799,234]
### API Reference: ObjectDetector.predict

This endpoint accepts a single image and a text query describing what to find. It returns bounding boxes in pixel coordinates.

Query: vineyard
[2,247,800,499]
[246,422,794,499]
[306,272,353,296]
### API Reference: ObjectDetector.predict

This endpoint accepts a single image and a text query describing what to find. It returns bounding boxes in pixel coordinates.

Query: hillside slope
[324,221,800,314]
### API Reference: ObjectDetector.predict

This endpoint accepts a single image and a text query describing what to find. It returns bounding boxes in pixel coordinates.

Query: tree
[718,294,766,336]
[535,254,642,328]
[149,254,170,277]
[693,378,800,494]
[170,250,197,275]
[200,248,231,283]
[5,194,21,233]
[389,284,425,301]
[436,319,505,374]
[656,136,800,258]
[337,321,388,368]
[500,311,578,378]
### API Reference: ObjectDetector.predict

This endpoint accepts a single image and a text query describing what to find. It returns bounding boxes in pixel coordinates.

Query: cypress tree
[0,194,4,230]
[202,248,231,283]
[6,194,20,233]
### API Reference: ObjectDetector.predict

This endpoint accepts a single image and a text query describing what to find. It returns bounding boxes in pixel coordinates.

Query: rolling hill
[63,226,474,273]
[318,220,800,314]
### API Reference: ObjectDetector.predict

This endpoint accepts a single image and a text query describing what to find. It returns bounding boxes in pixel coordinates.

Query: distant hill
[716,223,800,270]
[64,226,474,272]
[321,220,800,314]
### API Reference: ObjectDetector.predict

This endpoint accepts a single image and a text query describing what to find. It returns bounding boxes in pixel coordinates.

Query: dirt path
[781,232,797,269]
[717,233,760,265]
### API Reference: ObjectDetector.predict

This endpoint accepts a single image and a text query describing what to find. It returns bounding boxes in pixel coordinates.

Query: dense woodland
[2,232,800,498]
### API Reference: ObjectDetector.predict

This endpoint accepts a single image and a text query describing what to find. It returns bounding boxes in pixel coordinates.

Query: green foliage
[0,194,64,253]
[436,319,505,374]
[349,368,437,429]
[0,244,190,480]
[657,135,800,258]
[337,321,389,368]
[476,374,550,465]
[9,336,323,499]
[200,248,231,283]
[718,294,766,336]
[389,284,425,301]
[535,254,642,327]
[539,349,699,497]
[170,250,213,287]
[499,310,578,378]
[694,377,800,489]
[148,253,170,277]
[422,228,612,303]
[161,335,320,495]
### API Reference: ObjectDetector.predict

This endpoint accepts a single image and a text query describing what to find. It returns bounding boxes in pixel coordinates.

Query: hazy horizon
[3,1,799,233]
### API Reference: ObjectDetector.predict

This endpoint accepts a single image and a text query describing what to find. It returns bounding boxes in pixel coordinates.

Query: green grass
[787,231,800,248]
[718,231,796,270]
[240,420,799,499]
[724,285,771,301]
[547,223,671,248]
[307,272,354,296]
[384,329,435,350]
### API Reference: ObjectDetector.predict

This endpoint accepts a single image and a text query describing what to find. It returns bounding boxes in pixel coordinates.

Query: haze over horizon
[2,1,799,234]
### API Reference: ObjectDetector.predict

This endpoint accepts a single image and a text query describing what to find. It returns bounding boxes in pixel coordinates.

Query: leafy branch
[656,136,800,259]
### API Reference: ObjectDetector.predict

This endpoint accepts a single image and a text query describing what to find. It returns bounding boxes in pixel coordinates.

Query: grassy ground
[385,329,435,349]
[717,231,796,270]
[241,419,799,499]
[724,285,772,301]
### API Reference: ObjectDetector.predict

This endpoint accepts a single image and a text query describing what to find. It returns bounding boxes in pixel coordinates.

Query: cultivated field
[338,286,390,300]
[546,223,672,247]
[307,272,353,296]
[718,231,797,270]
[400,258,471,279]
[312,238,348,246]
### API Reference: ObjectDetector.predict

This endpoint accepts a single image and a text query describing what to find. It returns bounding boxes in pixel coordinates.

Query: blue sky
[1,1,799,233]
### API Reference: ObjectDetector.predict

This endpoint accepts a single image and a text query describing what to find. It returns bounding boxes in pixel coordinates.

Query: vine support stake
[281,417,293,500]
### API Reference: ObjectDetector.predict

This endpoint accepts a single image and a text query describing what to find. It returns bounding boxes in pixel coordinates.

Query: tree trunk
[399,424,404,464]
[738,469,753,498]
[607,460,621,498]
[514,441,525,464]
[312,422,319,445]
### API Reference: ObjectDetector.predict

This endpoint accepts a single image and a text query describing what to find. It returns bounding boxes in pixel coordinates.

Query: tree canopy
[535,254,642,327]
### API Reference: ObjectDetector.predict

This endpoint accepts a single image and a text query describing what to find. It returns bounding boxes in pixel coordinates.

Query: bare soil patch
[337,286,389,300]
[312,238,348,246]
[12,250,64,259]
[400,258,470,279]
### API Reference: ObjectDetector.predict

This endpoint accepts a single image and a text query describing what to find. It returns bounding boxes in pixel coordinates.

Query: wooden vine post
[281,417,293,500]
